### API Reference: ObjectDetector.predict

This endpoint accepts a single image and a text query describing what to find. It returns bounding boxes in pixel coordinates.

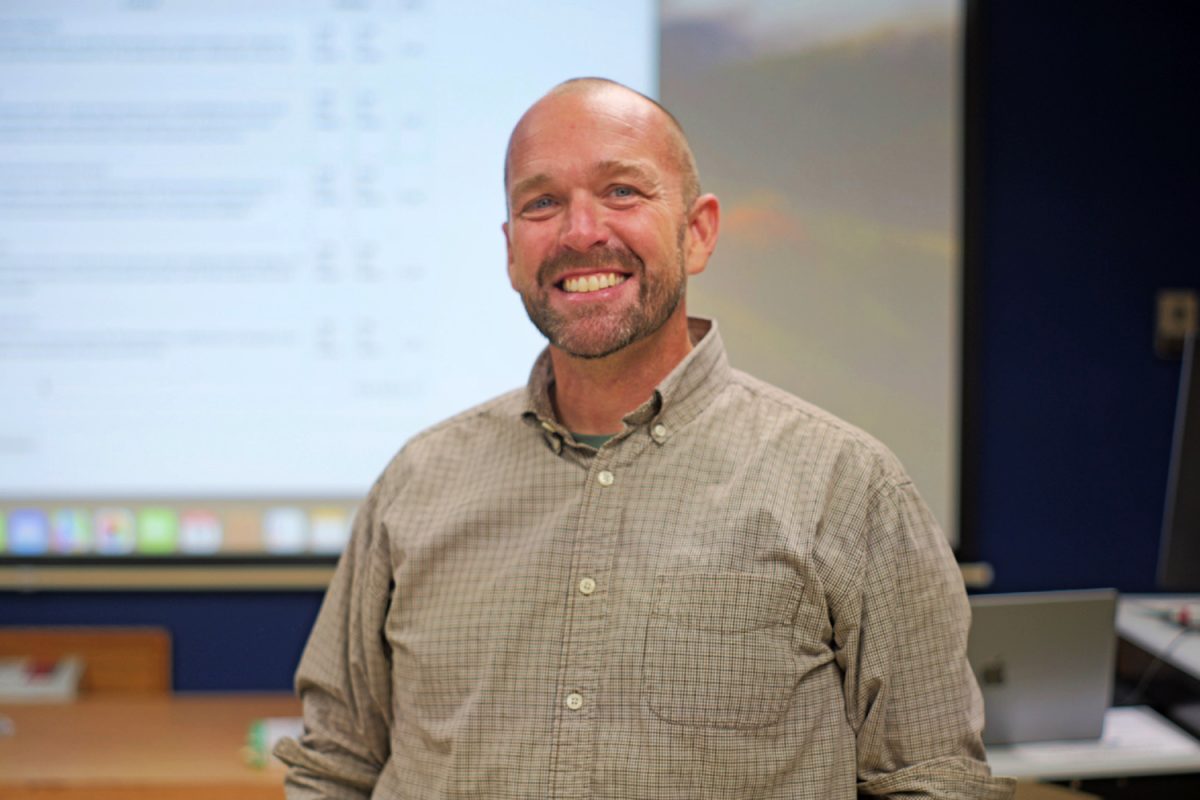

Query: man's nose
[560,198,609,252]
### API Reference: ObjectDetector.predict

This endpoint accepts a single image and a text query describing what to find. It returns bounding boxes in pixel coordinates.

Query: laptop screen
[968,589,1117,745]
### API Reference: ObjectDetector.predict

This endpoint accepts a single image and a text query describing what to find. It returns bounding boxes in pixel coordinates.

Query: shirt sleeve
[273,478,396,799]
[821,475,1016,800]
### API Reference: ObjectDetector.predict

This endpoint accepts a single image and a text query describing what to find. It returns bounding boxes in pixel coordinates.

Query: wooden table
[0,693,301,800]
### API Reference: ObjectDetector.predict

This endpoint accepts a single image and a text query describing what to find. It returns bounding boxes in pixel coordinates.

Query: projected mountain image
[663,12,959,536]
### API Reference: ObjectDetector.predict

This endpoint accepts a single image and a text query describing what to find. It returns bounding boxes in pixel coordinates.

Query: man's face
[503,88,700,360]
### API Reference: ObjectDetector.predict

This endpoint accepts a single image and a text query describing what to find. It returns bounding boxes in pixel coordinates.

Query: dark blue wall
[1,591,323,691]
[3,1,1198,689]
[972,1,1198,592]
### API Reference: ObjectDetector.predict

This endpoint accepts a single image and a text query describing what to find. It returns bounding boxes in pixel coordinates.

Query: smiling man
[276,78,1014,800]
[502,80,718,438]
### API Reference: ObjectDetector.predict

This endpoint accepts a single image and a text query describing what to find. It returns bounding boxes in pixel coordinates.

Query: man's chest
[372,418,863,799]
[381,446,837,726]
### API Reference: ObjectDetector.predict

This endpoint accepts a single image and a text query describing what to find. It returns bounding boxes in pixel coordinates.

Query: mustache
[537,247,643,287]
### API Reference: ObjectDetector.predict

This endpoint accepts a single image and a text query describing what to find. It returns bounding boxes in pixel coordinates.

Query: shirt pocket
[642,571,803,729]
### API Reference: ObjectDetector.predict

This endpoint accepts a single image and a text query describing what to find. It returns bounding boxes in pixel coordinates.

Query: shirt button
[651,423,668,443]
[578,577,596,595]
[565,692,584,711]
[597,470,614,487]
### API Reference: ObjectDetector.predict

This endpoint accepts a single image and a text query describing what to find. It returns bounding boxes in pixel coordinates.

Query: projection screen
[0,0,960,580]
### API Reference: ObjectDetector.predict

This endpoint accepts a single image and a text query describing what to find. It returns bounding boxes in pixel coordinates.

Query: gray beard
[520,244,686,359]
[520,226,687,359]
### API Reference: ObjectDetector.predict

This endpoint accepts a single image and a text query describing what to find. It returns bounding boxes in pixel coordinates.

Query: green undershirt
[571,432,616,449]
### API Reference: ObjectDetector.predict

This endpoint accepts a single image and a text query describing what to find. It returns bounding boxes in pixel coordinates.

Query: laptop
[967,589,1118,745]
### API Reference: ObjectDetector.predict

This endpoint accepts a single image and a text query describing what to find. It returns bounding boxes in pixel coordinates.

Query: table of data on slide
[0,0,654,558]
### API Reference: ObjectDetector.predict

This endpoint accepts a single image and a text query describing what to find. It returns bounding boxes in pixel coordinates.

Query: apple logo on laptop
[979,656,1006,687]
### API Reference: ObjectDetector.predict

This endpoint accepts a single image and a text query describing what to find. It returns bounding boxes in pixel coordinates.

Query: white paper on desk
[0,656,82,703]
[1002,707,1200,762]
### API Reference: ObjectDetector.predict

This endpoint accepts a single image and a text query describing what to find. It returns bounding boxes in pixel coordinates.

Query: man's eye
[611,185,637,198]
[524,196,556,213]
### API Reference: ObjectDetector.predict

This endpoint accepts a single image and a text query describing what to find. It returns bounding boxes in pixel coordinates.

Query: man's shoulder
[372,387,528,488]
[407,387,528,447]
[723,368,910,486]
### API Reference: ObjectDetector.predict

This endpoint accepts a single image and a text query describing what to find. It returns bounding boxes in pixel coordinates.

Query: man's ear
[502,220,516,289]
[683,193,720,277]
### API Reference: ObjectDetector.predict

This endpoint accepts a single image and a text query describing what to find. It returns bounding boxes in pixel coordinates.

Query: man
[276,78,1014,799]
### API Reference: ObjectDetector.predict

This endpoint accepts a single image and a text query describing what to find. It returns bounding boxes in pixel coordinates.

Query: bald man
[276,79,1014,800]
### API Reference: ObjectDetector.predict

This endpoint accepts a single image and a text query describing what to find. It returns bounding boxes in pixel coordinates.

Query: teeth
[562,273,628,293]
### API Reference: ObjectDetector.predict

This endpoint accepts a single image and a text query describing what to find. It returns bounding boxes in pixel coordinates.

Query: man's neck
[548,311,693,436]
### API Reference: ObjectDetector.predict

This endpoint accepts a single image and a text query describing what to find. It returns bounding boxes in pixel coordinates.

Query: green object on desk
[245,716,305,769]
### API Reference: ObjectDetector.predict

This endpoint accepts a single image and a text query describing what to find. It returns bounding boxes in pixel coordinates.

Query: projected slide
[0,0,655,558]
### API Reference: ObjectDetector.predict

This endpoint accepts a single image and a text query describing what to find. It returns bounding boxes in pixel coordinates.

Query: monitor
[1159,329,1200,590]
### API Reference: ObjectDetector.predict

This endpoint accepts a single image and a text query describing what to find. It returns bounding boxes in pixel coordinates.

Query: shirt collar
[522,317,731,447]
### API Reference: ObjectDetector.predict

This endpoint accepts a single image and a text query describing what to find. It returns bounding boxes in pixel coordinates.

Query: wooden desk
[0,693,300,800]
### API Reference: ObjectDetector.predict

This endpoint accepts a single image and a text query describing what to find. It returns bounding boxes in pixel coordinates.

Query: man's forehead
[506,88,673,187]
[521,82,661,133]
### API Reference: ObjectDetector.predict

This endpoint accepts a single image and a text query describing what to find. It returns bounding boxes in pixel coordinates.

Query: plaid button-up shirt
[276,318,1014,799]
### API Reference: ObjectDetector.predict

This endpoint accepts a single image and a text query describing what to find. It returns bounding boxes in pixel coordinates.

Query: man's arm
[274,480,396,799]
[823,475,1015,799]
